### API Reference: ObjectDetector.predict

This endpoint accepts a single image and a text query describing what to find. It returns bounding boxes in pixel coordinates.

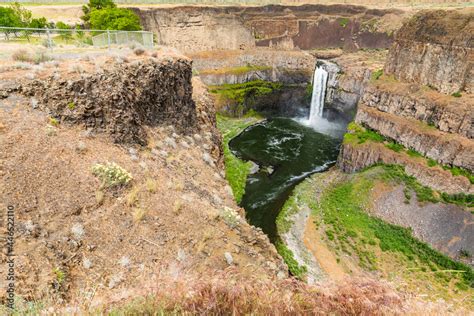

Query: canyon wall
[191,49,316,85]
[384,10,473,94]
[338,9,474,194]
[134,5,403,53]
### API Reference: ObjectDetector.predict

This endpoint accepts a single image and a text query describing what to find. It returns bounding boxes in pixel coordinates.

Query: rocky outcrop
[192,49,315,85]
[21,56,196,145]
[192,77,224,166]
[326,67,370,120]
[355,106,474,172]
[339,8,474,193]
[362,83,473,138]
[384,9,474,94]
[338,140,473,194]
[134,5,402,53]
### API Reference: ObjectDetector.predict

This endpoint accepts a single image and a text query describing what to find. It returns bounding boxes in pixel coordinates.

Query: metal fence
[0,26,154,51]
[92,30,154,47]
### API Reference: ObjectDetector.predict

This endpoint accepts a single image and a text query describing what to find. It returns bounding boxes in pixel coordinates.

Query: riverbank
[216,112,263,203]
[277,165,474,308]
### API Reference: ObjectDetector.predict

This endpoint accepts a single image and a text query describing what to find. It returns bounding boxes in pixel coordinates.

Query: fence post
[107,30,111,50]
[46,28,53,52]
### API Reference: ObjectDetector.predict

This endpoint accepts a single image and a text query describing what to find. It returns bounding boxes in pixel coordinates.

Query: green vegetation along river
[229,117,342,241]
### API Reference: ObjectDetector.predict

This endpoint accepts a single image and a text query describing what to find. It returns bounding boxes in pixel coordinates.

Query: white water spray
[295,62,346,138]
[308,66,328,125]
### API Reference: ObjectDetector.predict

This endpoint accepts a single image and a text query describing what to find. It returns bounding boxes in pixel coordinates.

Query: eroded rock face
[135,5,401,53]
[384,10,474,95]
[355,106,474,172]
[326,68,370,120]
[21,57,196,145]
[362,84,473,138]
[338,140,473,194]
[192,77,224,167]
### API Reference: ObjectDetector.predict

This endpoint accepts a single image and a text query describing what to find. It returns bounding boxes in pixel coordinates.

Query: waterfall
[308,66,328,125]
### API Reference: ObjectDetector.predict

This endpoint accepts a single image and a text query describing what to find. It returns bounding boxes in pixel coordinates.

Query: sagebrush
[92,162,132,188]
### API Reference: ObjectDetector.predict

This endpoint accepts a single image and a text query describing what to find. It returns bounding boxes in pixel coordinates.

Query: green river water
[229,117,342,241]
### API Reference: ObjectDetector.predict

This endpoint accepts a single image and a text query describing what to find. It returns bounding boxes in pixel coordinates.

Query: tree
[0,7,22,27]
[55,21,72,42]
[0,7,22,40]
[29,17,49,36]
[82,0,116,25]
[89,8,141,31]
[9,2,32,27]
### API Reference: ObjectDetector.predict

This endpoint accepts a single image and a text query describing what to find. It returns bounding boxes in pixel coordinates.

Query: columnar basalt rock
[337,140,473,195]
[355,106,474,172]
[384,10,474,95]
[21,57,197,145]
[361,84,473,138]
[338,9,474,194]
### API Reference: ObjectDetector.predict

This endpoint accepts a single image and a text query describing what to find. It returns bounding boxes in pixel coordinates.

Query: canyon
[0,1,473,314]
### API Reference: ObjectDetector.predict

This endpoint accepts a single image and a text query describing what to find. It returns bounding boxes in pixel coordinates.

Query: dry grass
[12,49,32,63]
[108,269,406,315]
[11,49,52,64]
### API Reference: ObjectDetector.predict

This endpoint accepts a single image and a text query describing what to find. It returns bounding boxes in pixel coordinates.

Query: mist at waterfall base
[296,65,347,138]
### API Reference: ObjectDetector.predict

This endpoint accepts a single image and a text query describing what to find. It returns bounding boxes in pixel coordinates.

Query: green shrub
[339,17,349,28]
[82,0,116,24]
[441,192,474,208]
[210,80,282,107]
[385,142,404,152]
[371,69,383,81]
[427,158,438,167]
[407,149,423,158]
[89,7,141,32]
[0,7,22,29]
[451,92,462,98]
[379,164,438,203]
[49,117,59,126]
[440,165,474,184]
[92,162,132,188]
[216,114,261,203]
[275,240,307,279]
[219,207,241,228]
[68,102,76,110]
[345,123,385,144]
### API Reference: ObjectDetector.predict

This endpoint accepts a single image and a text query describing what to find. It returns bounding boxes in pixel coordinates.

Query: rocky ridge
[135,4,404,53]
[338,9,474,195]
[384,9,473,94]
[20,55,196,146]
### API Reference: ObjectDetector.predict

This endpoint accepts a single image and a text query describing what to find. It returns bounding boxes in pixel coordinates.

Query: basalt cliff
[338,9,474,194]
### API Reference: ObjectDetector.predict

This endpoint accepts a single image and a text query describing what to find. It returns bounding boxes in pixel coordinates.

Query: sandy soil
[303,214,347,281]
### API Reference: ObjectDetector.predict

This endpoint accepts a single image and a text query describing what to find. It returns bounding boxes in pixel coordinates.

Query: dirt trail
[303,215,346,281]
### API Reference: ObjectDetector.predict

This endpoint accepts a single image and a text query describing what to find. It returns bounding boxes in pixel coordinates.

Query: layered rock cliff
[384,10,473,95]
[134,4,404,53]
[338,8,474,194]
